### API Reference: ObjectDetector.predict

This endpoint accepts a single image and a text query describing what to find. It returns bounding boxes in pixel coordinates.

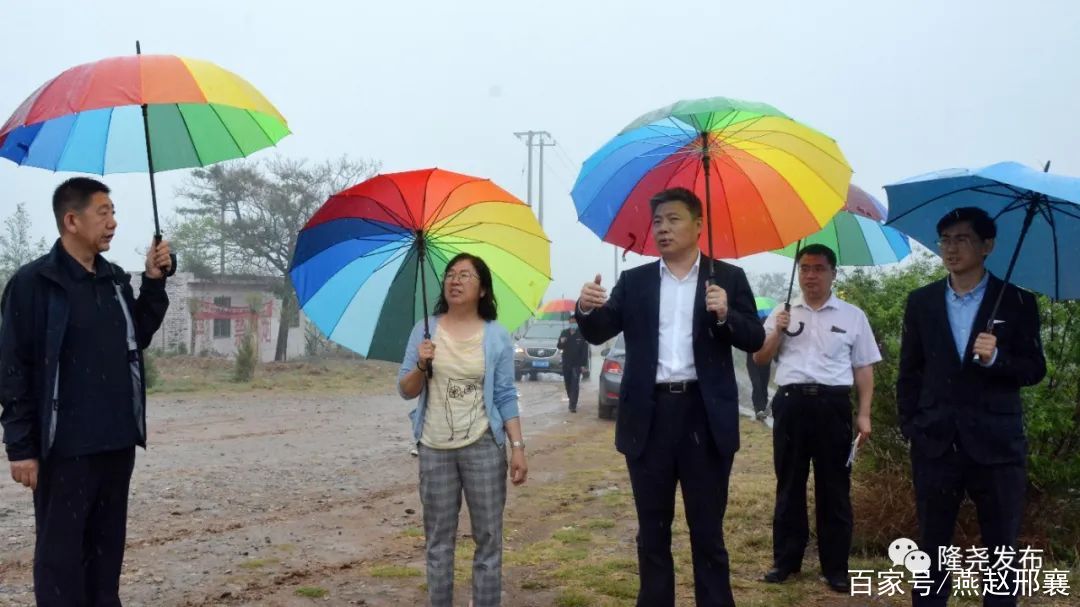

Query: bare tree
[178,156,379,361]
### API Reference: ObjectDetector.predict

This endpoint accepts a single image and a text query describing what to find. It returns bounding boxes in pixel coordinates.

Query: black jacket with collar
[897,274,1046,465]
[557,327,589,368]
[575,255,764,459]
[0,240,169,461]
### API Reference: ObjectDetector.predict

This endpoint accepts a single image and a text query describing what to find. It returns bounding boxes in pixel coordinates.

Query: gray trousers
[419,432,507,607]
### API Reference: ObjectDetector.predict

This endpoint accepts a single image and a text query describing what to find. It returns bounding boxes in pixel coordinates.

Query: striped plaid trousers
[418,432,507,607]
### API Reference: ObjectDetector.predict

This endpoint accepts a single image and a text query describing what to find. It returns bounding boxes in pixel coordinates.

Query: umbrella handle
[152,233,177,278]
[782,323,805,337]
[972,324,994,363]
[781,302,805,337]
[782,241,804,336]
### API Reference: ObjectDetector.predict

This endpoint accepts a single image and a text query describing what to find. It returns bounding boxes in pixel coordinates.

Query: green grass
[294,586,328,598]
[552,527,592,545]
[554,590,594,607]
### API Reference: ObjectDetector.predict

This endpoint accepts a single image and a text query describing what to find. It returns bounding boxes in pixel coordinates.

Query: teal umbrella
[774,185,911,266]
[775,185,911,336]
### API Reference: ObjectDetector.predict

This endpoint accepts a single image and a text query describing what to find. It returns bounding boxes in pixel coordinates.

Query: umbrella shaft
[984,202,1038,333]
[786,240,802,304]
[701,132,715,280]
[140,103,161,237]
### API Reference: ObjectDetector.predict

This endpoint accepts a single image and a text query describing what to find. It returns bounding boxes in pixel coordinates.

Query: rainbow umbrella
[539,298,576,320]
[774,185,911,267]
[755,296,778,320]
[572,96,852,276]
[290,168,551,363]
[0,43,289,238]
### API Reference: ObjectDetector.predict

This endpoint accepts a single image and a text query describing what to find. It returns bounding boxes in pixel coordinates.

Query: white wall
[132,272,309,362]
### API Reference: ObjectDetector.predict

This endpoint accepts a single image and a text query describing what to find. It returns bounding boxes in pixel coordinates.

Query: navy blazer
[576,255,764,460]
[897,274,1046,465]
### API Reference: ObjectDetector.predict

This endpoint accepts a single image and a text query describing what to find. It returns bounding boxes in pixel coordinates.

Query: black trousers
[745,356,771,413]
[625,386,735,607]
[910,444,1025,607]
[770,386,853,578]
[562,365,581,409]
[33,447,136,607]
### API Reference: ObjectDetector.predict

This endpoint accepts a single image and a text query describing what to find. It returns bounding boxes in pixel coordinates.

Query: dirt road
[0,363,640,606]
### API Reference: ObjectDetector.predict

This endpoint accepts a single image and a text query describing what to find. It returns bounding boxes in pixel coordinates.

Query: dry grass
[498,419,1077,606]
[148,355,397,395]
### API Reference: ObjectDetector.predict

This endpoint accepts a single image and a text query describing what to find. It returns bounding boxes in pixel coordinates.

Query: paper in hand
[845,434,860,468]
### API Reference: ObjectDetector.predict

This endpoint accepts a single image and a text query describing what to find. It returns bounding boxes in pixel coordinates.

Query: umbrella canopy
[885,161,1080,301]
[0,47,289,237]
[540,299,575,313]
[290,168,551,362]
[538,299,576,321]
[755,296,778,319]
[0,53,288,173]
[774,185,911,266]
[571,96,852,265]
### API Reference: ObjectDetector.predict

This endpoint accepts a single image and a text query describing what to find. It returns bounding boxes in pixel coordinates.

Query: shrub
[234,332,258,382]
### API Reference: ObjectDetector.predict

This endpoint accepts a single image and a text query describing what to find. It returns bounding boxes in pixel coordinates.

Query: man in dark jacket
[1,177,172,607]
[898,207,1045,607]
[557,317,589,412]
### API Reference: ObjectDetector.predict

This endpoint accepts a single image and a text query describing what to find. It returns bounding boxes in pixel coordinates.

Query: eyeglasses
[443,271,479,283]
[936,235,976,249]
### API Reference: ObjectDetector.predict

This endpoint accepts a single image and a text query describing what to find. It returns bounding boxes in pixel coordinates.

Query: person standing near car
[557,317,589,413]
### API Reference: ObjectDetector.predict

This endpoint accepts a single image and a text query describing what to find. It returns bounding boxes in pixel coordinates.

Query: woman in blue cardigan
[398,252,528,607]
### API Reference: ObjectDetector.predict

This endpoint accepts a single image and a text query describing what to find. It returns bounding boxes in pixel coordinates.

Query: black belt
[782,383,850,397]
[655,380,698,394]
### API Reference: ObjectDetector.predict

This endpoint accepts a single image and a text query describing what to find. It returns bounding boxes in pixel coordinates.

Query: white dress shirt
[656,253,700,383]
[764,293,881,386]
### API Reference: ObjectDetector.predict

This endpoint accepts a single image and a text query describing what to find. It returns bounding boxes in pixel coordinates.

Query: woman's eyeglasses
[444,271,478,283]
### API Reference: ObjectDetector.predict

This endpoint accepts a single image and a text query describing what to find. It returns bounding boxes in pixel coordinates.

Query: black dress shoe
[763,567,799,583]
[824,574,851,593]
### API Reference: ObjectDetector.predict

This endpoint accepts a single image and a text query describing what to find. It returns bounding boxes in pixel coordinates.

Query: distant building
[130,272,309,361]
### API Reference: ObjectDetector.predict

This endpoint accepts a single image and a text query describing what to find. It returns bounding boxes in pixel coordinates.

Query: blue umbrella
[885,161,1080,319]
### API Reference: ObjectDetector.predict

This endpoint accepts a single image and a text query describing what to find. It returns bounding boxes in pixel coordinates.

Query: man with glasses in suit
[898,207,1046,607]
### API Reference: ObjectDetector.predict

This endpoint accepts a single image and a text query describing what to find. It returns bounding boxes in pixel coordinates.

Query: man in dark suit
[898,207,1046,607]
[576,187,764,607]
[557,317,589,413]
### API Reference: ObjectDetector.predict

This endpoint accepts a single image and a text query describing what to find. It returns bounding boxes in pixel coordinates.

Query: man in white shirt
[576,188,764,607]
[752,244,881,593]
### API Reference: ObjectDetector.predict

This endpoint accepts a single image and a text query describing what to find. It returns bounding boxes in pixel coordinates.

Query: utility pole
[514,130,555,228]
[514,131,536,205]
